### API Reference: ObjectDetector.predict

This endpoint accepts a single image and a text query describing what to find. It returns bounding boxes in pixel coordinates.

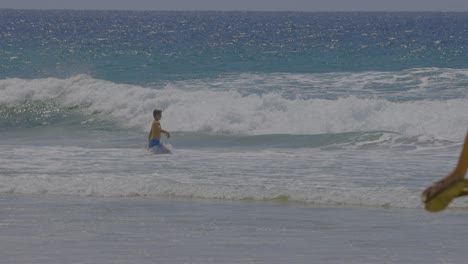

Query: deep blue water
[1,10,467,84]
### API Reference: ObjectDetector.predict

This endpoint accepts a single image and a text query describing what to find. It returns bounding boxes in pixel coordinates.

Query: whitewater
[1,69,467,139]
[1,69,467,210]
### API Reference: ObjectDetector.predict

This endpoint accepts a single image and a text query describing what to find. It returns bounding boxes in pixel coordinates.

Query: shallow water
[1,140,465,209]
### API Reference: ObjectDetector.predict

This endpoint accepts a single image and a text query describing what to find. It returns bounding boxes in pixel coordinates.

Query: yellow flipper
[422,179,465,212]
[422,133,468,212]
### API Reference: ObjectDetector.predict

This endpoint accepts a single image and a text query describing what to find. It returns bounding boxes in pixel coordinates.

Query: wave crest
[0,74,467,141]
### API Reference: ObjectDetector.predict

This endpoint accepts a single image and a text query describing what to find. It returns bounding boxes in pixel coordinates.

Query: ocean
[1,10,468,263]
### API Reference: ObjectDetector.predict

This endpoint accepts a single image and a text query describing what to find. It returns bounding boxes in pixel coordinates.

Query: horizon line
[1,8,468,13]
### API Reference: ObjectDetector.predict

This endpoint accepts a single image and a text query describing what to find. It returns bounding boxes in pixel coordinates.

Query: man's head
[153,109,162,120]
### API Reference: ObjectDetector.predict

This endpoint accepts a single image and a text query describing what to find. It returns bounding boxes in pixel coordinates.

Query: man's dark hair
[153,109,162,118]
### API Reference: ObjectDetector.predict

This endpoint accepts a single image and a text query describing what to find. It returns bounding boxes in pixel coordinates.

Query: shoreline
[2,193,468,264]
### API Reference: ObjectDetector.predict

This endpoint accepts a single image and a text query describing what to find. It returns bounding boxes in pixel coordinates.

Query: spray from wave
[0,72,467,143]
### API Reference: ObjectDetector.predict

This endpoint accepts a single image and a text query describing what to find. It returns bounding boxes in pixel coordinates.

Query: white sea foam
[0,175,423,208]
[0,145,433,209]
[1,143,465,209]
[0,70,467,141]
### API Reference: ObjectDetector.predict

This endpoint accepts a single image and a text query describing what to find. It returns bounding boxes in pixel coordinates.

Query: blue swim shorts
[148,139,161,148]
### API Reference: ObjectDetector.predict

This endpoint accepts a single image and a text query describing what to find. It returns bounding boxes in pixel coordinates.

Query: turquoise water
[2,11,468,82]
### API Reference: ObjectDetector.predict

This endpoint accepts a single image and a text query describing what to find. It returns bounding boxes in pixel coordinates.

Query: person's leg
[455,133,468,177]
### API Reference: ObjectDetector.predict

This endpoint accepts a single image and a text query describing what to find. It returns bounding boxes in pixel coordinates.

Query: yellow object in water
[421,132,468,213]
[422,180,465,212]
